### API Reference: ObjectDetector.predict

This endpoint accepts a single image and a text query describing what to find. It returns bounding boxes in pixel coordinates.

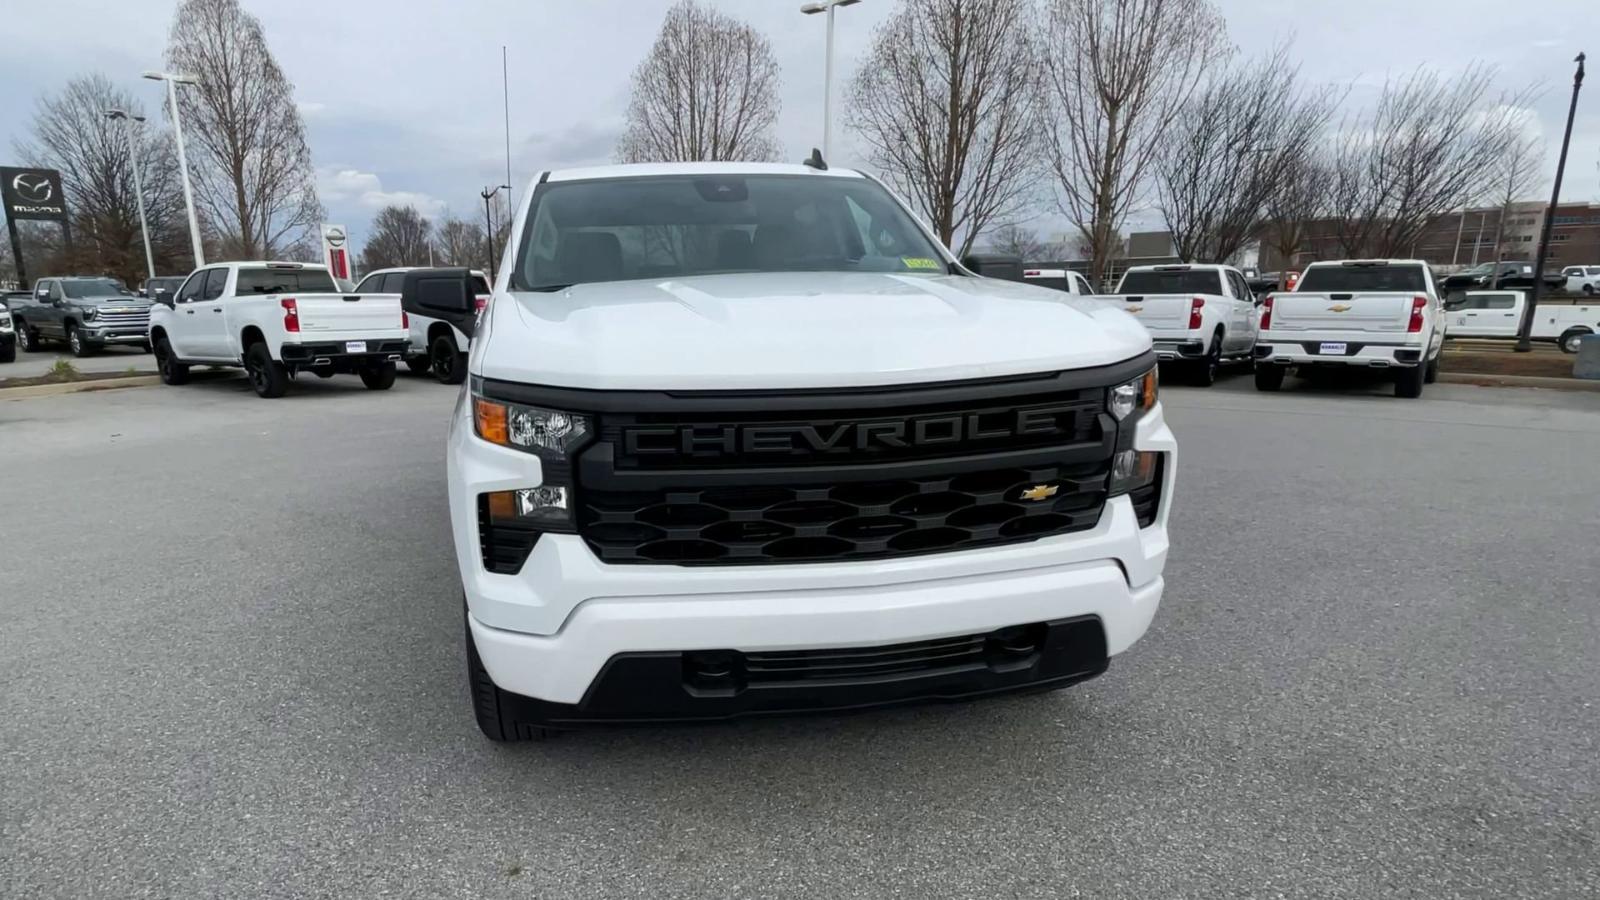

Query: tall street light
[106,109,156,284]
[1516,51,1585,353]
[800,0,861,161]
[143,70,205,269]
[481,185,512,280]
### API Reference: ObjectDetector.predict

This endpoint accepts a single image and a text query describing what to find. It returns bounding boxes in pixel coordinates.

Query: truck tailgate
[1102,294,1196,330]
[1272,292,1416,333]
[291,293,405,335]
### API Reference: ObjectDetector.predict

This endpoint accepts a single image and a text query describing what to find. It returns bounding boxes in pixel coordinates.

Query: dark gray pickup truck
[9,276,154,357]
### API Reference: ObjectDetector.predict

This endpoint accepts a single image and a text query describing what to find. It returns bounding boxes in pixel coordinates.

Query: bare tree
[1488,132,1544,261]
[14,74,193,284]
[165,0,323,259]
[616,0,781,163]
[984,223,1048,259]
[1261,150,1331,284]
[847,0,1041,256]
[1154,45,1341,264]
[357,206,433,272]
[1326,65,1537,258]
[434,216,488,269]
[1039,0,1227,283]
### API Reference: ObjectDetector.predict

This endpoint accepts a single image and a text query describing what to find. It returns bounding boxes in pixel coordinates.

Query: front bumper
[450,390,1176,709]
[82,326,149,345]
[1254,336,1424,368]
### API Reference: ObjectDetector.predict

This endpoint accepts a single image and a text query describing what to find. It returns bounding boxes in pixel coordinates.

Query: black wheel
[1559,329,1590,354]
[430,334,467,385]
[17,322,43,353]
[359,360,397,390]
[1254,364,1286,392]
[1191,333,1222,386]
[244,342,288,398]
[1394,363,1425,398]
[0,341,14,364]
[1424,354,1440,384]
[465,602,551,743]
[1582,284,1594,296]
[67,325,96,357]
[154,338,191,385]
[404,355,432,375]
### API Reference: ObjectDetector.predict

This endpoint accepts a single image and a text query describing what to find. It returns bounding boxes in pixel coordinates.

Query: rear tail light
[280,298,299,333]
[402,310,409,329]
[1260,295,1274,330]
[1408,295,1427,333]
[1189,297,1204,330]
[474,295,489,314]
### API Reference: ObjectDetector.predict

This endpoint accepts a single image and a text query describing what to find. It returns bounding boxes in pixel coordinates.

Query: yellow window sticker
[901,257,941,270]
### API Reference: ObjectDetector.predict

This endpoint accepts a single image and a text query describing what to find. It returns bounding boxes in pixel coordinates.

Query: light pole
[106,109,156,284]
[143,70,204,268]
[800,0,861,161]
[1516,51,1584,353]
[480,185,511,280]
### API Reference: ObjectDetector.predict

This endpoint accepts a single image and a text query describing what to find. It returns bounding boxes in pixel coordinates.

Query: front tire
[1254,364,1286,392]
[465,603,551,743]
[0,341,14,364]
[1395,363,1426,398]
[155,338,190,385]
[430,334,467,385]
[244,342,288,398]
[67,325,96,357]
[359,361,397,390]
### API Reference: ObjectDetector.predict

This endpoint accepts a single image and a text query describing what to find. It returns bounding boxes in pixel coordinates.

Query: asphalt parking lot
[1,343,156,379]
[2,371,1597,899]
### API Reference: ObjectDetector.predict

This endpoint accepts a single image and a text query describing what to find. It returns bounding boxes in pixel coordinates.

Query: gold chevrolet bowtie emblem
[1328,304,1352,312]
[1019,484,1059,502]
[1126,306,1143,314]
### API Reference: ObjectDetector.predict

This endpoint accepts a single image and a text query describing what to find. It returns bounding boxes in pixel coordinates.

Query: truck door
[38,280,66,337]
[1449,293,1519,337]
[166,270,209,358]
[1225,270,1254,350]
[187,268,232,358]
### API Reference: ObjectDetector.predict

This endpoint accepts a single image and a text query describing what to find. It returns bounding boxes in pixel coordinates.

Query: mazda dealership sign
[1,167,68,221]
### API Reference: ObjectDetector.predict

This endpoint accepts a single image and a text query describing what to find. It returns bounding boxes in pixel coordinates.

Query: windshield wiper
[524,283,575,292]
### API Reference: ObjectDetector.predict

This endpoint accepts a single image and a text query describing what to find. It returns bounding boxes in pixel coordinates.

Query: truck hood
[78,296,152,309]
[476,271,1152,390]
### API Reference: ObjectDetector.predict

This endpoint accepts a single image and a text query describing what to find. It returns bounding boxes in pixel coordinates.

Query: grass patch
[49,359,82,381]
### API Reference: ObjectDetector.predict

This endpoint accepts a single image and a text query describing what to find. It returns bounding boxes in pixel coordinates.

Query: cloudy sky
[2,0,1596,252]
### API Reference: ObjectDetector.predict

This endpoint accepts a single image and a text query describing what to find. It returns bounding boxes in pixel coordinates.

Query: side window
[35,280,52,299]
[1073,273,1094,295]
[354,273,383,293]
[48,281,64,301]
[1455,296,1490,310]
[1484,294,1516,310]
[200,268,227,301]
[381,273,407,293]
[175,272,205,304]
[1230,271,1250,299]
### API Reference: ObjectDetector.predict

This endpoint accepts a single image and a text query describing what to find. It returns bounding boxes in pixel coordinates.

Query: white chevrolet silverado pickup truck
[401,161,1176,741]
[1100,263,1259,385]
[354,266,492,384]
[1254,259,1446,398]
[148,261,410,398]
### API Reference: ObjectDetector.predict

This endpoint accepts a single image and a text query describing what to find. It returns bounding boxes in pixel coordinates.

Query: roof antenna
[803,147,828,171]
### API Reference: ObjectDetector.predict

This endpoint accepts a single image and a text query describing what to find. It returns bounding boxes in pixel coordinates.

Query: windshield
[63,279,129,298]
[1116,269,1223,295]
[1298,265,1428,293]
[511,174,947,290]
[235,268,338,294]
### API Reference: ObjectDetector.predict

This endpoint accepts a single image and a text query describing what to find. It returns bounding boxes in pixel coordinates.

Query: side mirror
[400,267,477,338]
[961,253,1025,282]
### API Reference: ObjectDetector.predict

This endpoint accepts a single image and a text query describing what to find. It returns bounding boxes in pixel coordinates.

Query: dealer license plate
[345,341,367,353]
[1318,342,1347,355]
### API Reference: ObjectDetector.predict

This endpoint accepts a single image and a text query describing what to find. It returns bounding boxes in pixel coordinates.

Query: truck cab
[399,161,1176,741]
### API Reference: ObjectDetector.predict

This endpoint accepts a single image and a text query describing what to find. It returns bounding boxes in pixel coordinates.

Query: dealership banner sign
[321,223,351,282]
[1,167,69,221]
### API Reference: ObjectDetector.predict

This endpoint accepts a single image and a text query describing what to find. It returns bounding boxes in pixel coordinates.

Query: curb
[0,375,162,399]
[1438,372,1600,392]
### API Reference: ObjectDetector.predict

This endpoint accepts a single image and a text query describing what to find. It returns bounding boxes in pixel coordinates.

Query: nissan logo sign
[12,173,52,203]
[324,226,347,247]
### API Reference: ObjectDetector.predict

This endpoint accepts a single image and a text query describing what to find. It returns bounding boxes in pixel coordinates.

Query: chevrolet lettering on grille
[622,404,1089,459]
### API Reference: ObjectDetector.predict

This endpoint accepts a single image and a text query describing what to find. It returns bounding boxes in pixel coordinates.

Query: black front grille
[740,629,1028,684]
[578,461,1109,565]
[477,495,539,574]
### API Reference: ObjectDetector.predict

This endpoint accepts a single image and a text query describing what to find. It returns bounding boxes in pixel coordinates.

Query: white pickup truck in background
[1100,263,1259,386]
[354,266,492,384]
[1444,290,1599,353]
[147,261,410,398]
[1023,268,1098,297]
[1254,259,1446,398]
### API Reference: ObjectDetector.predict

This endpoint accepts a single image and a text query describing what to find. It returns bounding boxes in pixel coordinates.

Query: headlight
[1109,368,1158,421]
[471,394,591,458]
[82,307,98,321]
